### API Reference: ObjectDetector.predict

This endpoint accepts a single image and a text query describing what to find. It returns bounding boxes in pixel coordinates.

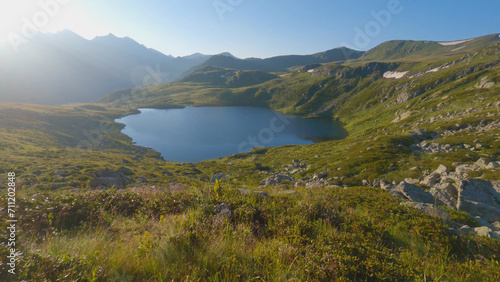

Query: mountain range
[0,30,363,105]
[0,31,498,106]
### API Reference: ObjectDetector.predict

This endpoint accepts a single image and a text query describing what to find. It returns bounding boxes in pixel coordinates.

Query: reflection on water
[115,107,347,162]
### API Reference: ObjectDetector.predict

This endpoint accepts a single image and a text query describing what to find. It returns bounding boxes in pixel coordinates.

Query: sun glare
[0,0,107,45]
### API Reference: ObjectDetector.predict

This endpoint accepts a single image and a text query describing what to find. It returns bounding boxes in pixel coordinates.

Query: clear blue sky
[2,0,499,58]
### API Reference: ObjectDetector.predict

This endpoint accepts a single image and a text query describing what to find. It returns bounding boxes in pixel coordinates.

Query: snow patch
[438,39,472,46]
[451,46,466,52]
[307,69,315,73]
[425,65,450,74]
[383,71,408,79]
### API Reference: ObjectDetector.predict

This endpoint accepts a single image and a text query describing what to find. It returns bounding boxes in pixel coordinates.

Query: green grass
[2,186,500,281]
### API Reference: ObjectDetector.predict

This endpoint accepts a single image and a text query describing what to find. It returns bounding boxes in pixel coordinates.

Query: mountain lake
[115,107,347,162]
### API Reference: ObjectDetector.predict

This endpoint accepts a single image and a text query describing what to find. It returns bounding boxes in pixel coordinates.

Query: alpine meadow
[1,1,500,281]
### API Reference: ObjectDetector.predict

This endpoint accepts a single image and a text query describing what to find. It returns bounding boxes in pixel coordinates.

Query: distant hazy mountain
[0,30,211,104]
[201,47,364,72]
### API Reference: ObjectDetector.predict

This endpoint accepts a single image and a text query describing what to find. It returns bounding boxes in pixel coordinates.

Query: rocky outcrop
[390,181,437,204]
[376,163,500,238]
[410,142,455,153]
[408,128,438,141]
[475,76,495,89]
[457,179,500,222]
[282,160,309,174]
[259,173,294,186]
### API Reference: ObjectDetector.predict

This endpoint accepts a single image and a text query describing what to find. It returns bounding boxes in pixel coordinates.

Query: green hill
[358,33,500,62]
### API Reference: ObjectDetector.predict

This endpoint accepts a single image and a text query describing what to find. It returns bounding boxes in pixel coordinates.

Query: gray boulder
[456,179,500,222]
[259,173,293,186]
[434,164,450,175]
[215,203,233,217]
[455,164,480,175]
[421,172,441,187]
[394,181,437,204]
[475,158,491,169]
[429,182,458,209]
[473,226,493,238]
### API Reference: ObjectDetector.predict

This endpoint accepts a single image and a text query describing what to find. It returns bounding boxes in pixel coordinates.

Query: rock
[313,171,328,180]
[294,181,305,188]
[485,162,499,170]
[400,202,450,222]
[89,168,133,189]
[491,221,500,231]
[121,159,131,164]
[394,181,437,204]
[117,167,133,176]
[255,163,270,171]
[373,179,391,189]
[409,128,435,141]
[458,225,474,235]
[421,173,441,187]
[456,179,500,222]
[434,165,449,175]
[211,172,226,182]
[492,231,500,239]
[475,158,491,169]
[430,182,458,209]
[392,111,413,123]
[476,76,494,89]
[473,226,493,238]
[215,203,232,217]
[404,178,420,185]
[455,164,480,175]
[54,170,68,176]
[259,173,293,186]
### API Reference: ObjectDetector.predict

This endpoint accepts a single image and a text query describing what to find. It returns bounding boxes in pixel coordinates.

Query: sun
[0,1,38,42]
[0,1,108,45]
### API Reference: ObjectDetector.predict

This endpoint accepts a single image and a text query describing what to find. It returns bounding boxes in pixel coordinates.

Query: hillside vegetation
[1,35,500,281]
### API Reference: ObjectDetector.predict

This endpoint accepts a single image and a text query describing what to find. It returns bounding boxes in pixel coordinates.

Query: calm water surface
[116,107,347,162]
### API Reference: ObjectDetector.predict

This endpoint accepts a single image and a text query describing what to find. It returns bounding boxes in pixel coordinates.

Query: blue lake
[115,107,347,162]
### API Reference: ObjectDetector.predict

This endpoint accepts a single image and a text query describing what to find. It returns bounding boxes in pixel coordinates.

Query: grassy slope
[1,41,500,280]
